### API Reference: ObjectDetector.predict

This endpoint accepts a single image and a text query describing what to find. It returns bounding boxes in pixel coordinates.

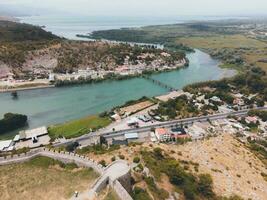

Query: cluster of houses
[0,126,50,152]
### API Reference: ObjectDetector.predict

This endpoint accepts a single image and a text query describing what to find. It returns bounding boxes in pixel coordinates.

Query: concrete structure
[18,126,48,141]
[13,126,50,149]
[88,160,132,200]
[0,140,13,151]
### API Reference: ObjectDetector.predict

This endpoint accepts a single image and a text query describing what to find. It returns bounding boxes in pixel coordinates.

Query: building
[155,128,170,142]
[210,96,222,103]
[245,116,258,124]
[127,117,139,127]
[0,140,14,152]
[18,126,48,142]
[124,133,139,143]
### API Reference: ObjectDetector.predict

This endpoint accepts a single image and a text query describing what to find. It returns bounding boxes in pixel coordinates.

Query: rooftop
[155,128,168,135]
[124,133,139,139]
[19,126,48,140]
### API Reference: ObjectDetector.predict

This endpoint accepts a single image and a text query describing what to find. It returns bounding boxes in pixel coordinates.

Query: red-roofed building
[155,128,170,142]
[245,116,258,124]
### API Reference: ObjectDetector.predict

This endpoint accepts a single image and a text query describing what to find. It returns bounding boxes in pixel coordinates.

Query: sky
[1,0,267,16]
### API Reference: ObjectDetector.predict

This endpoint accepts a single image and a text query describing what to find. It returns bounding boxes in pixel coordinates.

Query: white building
[155,128,170,142]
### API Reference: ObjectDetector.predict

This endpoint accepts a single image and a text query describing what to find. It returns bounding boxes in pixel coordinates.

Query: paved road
[54,107,267,147]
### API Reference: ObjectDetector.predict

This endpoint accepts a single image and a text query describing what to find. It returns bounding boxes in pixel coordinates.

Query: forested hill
[0,20,59,42]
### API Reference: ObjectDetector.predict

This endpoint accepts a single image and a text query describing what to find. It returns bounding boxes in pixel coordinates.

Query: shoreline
[0,85,55,93]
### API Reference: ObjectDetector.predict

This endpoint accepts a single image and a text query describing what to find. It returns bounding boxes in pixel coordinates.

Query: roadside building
[127,117,139,127]
[155,128,170,142]
[245,116,258,124]
[124,133,139,143]
[210,96,222,103]
[150,132,158,142]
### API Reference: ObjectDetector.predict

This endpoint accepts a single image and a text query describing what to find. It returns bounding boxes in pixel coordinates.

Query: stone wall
[112,180,133,200]
[0,148,104,174]
[0,148,133,200]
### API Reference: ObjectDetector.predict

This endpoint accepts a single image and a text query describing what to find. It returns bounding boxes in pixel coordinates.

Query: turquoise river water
[0,50,235,138]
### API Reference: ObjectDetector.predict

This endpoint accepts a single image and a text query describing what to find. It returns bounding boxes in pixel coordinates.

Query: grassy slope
[0,156,99,200]
[48,115,111,139]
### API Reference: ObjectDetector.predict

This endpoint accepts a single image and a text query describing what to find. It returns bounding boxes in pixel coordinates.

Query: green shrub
[133,157,140,163]
[111,156,116,162]
[98,160,107,167]
[0,113,27,134]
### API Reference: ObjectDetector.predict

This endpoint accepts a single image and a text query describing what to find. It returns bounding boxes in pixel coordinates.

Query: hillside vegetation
[89,19,267,72]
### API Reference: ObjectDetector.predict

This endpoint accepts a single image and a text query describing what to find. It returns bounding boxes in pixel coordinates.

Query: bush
[65,142,79,152]
[197,174,214,197]
[111,156,116,162]
[132,187,152,200]
[133,157,140,163]
[119,154,125,160]
[98,160,106,167]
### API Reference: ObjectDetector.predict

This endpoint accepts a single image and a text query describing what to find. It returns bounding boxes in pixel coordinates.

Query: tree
[0,113,27,134]
[197,174,214,197]
[65,142,79,152]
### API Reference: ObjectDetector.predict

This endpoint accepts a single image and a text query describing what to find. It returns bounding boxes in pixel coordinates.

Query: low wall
[0,148,133,200]
[112,180,133,200]
[0,148,104,174]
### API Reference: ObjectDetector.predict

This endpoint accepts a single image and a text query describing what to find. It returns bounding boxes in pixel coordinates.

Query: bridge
[142,75,177,91]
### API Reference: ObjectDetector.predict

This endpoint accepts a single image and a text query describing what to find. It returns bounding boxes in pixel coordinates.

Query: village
[0,40,187,91]
[1,82,266,154]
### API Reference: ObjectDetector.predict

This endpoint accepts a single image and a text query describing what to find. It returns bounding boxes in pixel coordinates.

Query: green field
[89,20,267,73]
[48,115,111,139]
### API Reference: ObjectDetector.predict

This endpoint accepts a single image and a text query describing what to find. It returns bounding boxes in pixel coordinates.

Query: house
[111,113,121,121]
[127,117,139,127]
[155,128,170,142]
[124,133,139,143]
[233,98,245,106]
[210,96,222,103]
[245,116,258,124]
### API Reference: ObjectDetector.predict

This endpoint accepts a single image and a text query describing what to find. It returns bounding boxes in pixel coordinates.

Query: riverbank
[0,49,230,139]
[0,84,55,93]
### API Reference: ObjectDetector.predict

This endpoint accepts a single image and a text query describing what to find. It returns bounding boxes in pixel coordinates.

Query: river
[0,50,235,138]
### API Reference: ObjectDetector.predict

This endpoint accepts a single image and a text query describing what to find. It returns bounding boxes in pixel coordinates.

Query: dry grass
[0,157,99,200]
[84,134,267,200]
[119,100,154,116]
